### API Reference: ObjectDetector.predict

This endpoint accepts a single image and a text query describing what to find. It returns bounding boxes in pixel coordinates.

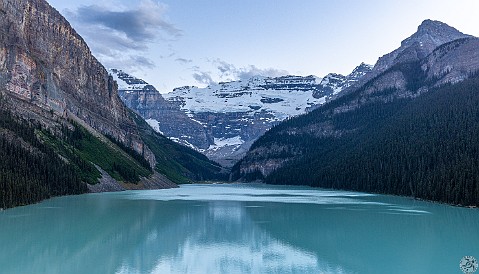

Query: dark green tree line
[0,108,87,209]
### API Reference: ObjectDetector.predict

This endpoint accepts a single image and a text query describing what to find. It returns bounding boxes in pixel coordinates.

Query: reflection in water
[126,202,322,274]
[0,184,478,274]
[123,201,350,274]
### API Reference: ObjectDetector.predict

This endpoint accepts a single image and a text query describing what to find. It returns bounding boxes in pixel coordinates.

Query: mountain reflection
[124,201,332,274]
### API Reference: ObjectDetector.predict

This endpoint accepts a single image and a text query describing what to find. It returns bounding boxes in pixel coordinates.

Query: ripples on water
[0,183,478,274]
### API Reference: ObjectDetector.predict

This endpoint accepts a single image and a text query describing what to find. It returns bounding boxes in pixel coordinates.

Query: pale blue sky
[47,0,479,92]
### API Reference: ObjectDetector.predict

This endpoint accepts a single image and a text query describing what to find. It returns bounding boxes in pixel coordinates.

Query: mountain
[0,0,224,209]
[110,69,211,150]
[361,19,471,85]
[313,63,373,98]
[233,20,479,206]
[0,0,154,162]
[112,65,371,166]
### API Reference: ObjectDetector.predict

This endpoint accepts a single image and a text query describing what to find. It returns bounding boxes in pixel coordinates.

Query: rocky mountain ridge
[360,19,471,86]
[313,63,373,98]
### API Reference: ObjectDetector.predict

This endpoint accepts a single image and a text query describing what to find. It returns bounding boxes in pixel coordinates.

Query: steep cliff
[0,0,154,164]
[110,69,211,151]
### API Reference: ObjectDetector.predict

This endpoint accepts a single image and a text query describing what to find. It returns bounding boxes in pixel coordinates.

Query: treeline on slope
[247,62,426,148]
[0,108,87,209]
[255,75,479,206]
[130,111,229,184]
[47,121,152,184]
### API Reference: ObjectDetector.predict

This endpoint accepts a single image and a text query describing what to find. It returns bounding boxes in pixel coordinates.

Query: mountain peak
[417,19,447,31]
[353,62,373,72]
[401,19,469,48]
[368,20,471,78]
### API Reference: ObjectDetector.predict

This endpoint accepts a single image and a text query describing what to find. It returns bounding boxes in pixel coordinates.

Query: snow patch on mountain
[146,118,163,134]
[209,136,244,151]
[110,69,148,92]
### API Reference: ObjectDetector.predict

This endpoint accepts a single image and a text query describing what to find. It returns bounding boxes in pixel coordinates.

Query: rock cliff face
[345,21,476,102]
[0,0,154,165]
[360,19,470,85]
[423,38,479,85]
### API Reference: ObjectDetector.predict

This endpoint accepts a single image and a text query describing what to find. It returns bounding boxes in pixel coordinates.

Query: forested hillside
[0,107,87,209]
[238,75,479,206]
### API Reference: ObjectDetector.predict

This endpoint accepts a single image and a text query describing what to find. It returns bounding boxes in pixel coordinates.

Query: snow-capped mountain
[110,64,371,166]
[110,69,211,150]
[111,69,149,91]
[165,75,324,121]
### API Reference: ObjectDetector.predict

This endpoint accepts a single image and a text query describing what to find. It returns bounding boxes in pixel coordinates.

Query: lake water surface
[0,183,478,274]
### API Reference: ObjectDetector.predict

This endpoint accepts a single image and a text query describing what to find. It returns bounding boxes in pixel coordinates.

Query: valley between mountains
[1,0,479,209]
[111,63,372,166]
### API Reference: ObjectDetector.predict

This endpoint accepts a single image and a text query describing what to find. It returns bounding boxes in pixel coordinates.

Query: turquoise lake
[0,183,478,274]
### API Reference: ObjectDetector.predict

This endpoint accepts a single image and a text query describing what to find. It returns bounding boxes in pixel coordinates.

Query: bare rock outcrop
[0,0,155,166]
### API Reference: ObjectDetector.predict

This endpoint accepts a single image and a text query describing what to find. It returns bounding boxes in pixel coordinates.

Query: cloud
[216,60,236,76]
[236,65,289,80]
[211,59,289,81]
[192,72,214,85]
[189,59,289,86]
[99,54,156,74]
[132,56,156,69]
[175,58,193,64]
[65,0,180,71]
[71,1,181,44]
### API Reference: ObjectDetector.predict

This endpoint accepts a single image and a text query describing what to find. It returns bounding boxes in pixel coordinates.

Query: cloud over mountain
[66,0,180,71]
[192,72,214,85]
[214,59,289,81]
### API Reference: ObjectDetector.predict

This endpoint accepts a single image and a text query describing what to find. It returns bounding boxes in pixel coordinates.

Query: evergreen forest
[246,75,479,206]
